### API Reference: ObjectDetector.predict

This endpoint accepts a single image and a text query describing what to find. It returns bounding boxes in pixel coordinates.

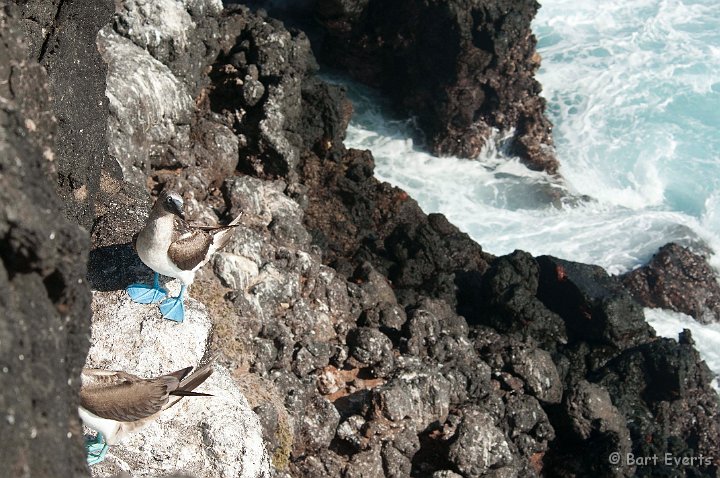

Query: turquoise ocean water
[327,0,720,387]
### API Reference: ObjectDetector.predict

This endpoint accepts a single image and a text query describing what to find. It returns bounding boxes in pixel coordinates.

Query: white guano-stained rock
[98,26,194,186]
[86,288,271,478]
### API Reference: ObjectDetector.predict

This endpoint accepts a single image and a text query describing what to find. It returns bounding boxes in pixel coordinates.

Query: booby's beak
[170,196,185,220]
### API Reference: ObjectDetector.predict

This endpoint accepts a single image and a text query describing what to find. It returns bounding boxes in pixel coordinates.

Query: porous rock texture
[2,1,720,478]
[622,242,720,324]
[0,5,93,477]
[15,0,114,228]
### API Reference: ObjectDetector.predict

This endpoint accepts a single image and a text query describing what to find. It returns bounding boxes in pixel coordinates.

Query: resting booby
[79,364,213,465]
[126,190,242,322]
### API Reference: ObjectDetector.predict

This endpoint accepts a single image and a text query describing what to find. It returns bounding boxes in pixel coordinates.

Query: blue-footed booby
[127,190,241,322]
[79,364,213,465]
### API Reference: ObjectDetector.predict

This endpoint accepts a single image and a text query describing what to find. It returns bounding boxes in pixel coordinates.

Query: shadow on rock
[88,243,150,291]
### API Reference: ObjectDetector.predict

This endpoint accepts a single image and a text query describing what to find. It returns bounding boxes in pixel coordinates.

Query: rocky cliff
[0,3,105,476]
[311,0,557,173]
[1,1,718,478]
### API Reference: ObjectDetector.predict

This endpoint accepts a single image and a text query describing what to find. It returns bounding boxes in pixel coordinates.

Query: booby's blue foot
[126,273,167,304]
[159,285,186,322]
[85,433,109,465]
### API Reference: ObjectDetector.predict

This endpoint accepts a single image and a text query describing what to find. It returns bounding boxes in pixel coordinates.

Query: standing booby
[126,190,242,322]
[79,364,213,465]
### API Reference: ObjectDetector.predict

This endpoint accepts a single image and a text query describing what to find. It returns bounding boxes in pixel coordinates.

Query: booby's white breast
[136,215,196,285]
[78,406,122,445]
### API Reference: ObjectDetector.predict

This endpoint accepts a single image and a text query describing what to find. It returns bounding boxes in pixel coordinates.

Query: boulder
[622,242,720,324]
[536,255,654,350]
[16,0,114,227]
[447,408,516,477]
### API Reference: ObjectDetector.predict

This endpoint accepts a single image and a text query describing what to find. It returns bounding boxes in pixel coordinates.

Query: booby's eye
[166,196,174,204]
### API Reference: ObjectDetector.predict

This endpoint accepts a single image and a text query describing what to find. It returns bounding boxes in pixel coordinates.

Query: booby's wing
[79,367,191,423]
[167,215,241,271]
[167,221,213,271]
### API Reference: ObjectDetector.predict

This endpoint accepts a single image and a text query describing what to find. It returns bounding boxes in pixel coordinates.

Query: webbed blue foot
[159,285,186,322]
[127,273,167,304]
[85,432,109,465]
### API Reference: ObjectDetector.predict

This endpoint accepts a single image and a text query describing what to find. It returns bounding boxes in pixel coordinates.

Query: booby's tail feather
[178,363,213,393]
[227,211,243,227]
[167,366,194,383]
[170,390,213,397]
[163,363,214,411]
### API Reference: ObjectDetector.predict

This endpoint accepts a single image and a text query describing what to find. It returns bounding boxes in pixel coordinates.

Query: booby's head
[156,191,185,220]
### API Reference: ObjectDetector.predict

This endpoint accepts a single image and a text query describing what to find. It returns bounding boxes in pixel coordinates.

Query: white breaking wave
[535,0,720,216]
[645,308,720,389]
[336,75,717,275]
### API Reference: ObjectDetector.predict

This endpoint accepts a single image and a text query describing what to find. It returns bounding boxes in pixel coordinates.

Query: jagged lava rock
[622,242,720,324]
[300,147,493,307]
[87,289,271,478]
[315,0,557,172]
[347,327,394,378]
[447,408,515,477]
[204,5,319,182]
[543,379,634,478]
[462,250,567,351]
[370,367,451,431]
[589,331,720,477]
[536,255,654,350]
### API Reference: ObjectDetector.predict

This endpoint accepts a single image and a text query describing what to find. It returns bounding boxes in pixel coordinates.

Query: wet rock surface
[2,1,719,478]
[622,242,720,324]
[313,0,558,173]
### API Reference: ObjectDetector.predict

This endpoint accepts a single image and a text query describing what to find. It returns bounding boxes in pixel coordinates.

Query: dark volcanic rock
[507,346,563,404]
[622,242,720,324]
[536,255,654,350]
[315,0,557,173]
[564,380,630,444]
[593,332,720,477]
[296,395,341,456]
[369,366,451,431]
[353,261,407,335]
[16,0,114,228]
[86,175,151,291]
[292,26,719,475]
[203,7,319,182]
[347,327,395,378]
[544,380,634,478]
[447,408,516,477]
[345,448,384,478]
[0,5,91,476]
[462,250,567,351]
[300,146,493,307]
